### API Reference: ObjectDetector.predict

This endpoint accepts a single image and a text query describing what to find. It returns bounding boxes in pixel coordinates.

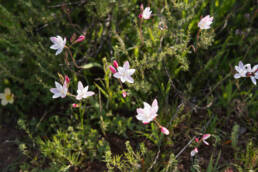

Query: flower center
[5,94,12,101]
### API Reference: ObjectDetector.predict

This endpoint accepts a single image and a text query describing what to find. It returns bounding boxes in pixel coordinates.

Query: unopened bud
[140,4,144,10]
[122,90,127,98]
[72,103,79,108]
[109,65,116,74]
[160,126,169,135]
[74,35,85,43]
[113,60,119,68]
[64,75,70,88]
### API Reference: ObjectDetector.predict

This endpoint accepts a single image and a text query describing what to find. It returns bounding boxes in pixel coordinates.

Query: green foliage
[231,124,240,150]
[104,141,145,172]
[206,151,221,172]
[0,0,257,171]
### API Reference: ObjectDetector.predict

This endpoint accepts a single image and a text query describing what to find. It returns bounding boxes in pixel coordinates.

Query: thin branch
[48,0,87,8]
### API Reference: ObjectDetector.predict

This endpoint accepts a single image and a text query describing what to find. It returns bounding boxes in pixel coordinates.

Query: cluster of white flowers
[50,76,94,101]
[234,61,258,85]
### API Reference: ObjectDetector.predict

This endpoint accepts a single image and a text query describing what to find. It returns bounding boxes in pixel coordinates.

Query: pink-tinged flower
[72,103,79,108]
[195,138,199,143]
[113,61,135,83]
[160,126,169,135]
[113,60,119,69]
[50,81,68,99]
[246,64,258,85]
[198,15,213,30]
[76,81,95,100]
[142,7,152,20]
[202,134,211,145]
[234,61,249,79]
[136,99,158,124]
[190,148,198,157]
[0,88,14,106]
[74,35,85,43]
[122,90,127,98]
[109,65,117,74]
[50,35,66,55]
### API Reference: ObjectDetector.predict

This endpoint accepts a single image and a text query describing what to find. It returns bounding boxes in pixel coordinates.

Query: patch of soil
[0,126,24,171]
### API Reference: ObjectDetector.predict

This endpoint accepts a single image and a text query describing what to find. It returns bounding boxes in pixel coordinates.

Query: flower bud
[72,103,79,108]
[74,35,85,43]
[160,126,169,135]
[64,75,70,88]
[113,60,119,68]
[109,65,116,74]
[140,4,144,10]
[195,138,199,143]
[122,90,127,98]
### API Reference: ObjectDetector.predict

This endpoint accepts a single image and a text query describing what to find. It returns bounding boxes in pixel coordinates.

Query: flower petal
[250,76,257,85]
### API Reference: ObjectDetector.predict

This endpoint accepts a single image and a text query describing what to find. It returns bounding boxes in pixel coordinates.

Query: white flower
[50,81,68,99]
[50,35,66,55]
[247,65,258,85]
[0,88,14,106]
[142,7,152,20]
[136,99,158,124]
[76,81,95,100]
[113,61,135,83]
[234,61,249,79]
[198,15,213,30]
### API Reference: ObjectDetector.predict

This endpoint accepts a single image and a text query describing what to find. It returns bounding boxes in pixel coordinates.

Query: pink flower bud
[65,75,70,84]
[109,65,116,74]
[160,126,169,135]
[140,4,144,10]
[72,103,79,108]
[64,75,70,88]
[122,90,127,98]
[138,13,143,19]
[74,35,85,43]
[113,60,119,68]
[195,138,199,143]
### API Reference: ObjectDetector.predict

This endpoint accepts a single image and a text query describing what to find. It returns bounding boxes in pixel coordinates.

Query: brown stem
[154,119,161,128]
[65,46,83,69]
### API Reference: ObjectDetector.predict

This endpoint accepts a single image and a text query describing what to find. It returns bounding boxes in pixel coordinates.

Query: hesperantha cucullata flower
[136,99,169,135]
[234,61,258,85]
[190,134,211,157]
[138,4,152,20]
[109,60,135,98]
[76,81,95,100]
[198,15,213,30]
[0,88,14,106]
[50,35,66,55]
[113,61,135,84]
[50,81,68,98]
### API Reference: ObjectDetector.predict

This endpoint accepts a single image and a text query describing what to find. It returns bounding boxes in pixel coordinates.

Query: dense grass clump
[0,0,257,171]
